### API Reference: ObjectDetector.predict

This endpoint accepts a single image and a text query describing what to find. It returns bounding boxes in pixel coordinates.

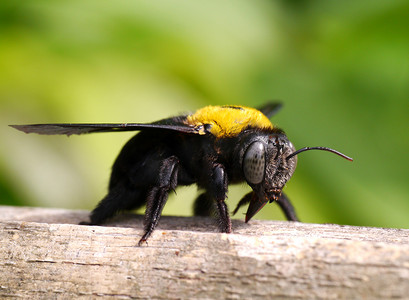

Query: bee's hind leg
[79,183,145,226]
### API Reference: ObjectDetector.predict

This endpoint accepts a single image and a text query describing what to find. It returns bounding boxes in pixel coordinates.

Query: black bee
[11,102,352,245]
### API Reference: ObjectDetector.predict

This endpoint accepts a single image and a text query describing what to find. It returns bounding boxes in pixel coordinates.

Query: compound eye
[243,141,265,184]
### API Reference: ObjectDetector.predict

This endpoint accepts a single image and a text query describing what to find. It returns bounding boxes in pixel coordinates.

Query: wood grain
[1,206,408,299]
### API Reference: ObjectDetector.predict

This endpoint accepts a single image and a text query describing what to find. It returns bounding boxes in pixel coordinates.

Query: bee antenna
[286,147,353,161]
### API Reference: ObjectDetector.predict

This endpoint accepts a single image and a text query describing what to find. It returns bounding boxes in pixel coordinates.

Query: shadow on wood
[1,205,409,299]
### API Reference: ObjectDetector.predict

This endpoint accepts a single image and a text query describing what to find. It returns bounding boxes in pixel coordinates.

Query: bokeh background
[1,0,408,228]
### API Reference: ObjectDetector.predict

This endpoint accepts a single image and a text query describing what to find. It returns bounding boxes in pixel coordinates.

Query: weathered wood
[1,205,408,299]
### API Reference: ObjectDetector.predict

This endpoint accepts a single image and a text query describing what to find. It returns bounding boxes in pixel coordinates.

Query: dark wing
[257,102,282,119]
[10,120,200,136]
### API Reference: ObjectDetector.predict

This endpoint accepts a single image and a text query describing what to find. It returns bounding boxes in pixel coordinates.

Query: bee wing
[257,102,282,119]
[10,121,200,136]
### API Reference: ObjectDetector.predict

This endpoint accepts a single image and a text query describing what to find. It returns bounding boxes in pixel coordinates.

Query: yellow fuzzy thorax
[186,105,273,138]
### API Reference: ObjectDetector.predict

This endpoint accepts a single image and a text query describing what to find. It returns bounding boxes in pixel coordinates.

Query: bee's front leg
[276,192,299,222]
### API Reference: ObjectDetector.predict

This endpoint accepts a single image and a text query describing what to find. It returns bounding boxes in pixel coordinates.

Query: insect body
[11,103,352,245]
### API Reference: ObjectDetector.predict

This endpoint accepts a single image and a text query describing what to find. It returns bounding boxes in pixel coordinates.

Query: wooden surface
[1,205,409,299]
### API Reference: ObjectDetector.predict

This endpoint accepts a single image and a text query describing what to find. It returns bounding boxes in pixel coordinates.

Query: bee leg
[138,156,179,246]
[276,192,299,221]
[193,193,215,217]
[209,164,231,233]
[232,191,253,216]
[79,183,144,225]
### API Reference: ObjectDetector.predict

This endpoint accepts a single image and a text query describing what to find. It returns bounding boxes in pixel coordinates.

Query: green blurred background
[1,0,408,228]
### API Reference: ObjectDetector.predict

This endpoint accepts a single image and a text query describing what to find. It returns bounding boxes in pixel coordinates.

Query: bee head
[241,131,352,221]
[242,132,296,201]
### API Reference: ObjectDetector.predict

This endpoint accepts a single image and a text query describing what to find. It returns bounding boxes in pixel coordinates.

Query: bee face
[264,134,297,201]
[242,133,297,202]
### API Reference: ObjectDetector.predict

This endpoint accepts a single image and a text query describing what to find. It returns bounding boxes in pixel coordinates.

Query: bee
[11,102,352,245]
